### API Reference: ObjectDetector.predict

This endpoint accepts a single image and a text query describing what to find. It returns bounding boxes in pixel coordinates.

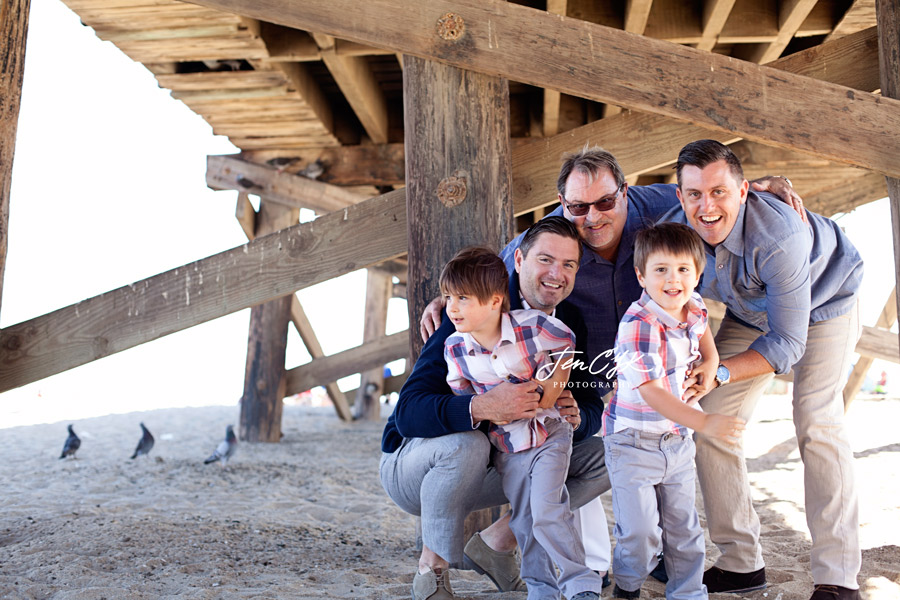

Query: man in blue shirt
[663,139,863,600]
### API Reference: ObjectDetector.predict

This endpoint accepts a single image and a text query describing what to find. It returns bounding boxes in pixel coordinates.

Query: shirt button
[718,264,724,269]
[492,355,497,359]
[617,300,623,306]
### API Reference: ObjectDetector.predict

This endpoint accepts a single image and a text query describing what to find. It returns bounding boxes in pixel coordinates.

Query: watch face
[716,365,730,384]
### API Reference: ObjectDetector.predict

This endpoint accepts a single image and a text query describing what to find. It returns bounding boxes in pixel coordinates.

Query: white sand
[0,395,897,599]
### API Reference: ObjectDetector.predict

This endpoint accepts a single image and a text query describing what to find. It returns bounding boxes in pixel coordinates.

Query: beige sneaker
[462,532,526,592]
[412,567,456,600]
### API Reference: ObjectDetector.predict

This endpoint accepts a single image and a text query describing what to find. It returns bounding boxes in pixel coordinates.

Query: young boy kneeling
[442,247,604,600]
[603,223,746,600]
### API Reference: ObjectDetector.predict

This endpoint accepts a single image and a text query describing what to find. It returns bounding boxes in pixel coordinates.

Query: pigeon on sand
[130,422,155,459]
[59,424,81,459]
[204,424,238,468]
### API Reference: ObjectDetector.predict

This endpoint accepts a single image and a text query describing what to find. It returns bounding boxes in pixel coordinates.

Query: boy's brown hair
[634,222,706,276]
[439,246,510,312]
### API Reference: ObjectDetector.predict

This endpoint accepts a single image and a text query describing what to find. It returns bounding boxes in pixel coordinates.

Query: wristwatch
[715,364,731,387]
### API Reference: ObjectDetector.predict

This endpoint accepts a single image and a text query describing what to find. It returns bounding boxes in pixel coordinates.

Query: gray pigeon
[59,424,81,459]
[130,422,154,459]
[204,424,237,468]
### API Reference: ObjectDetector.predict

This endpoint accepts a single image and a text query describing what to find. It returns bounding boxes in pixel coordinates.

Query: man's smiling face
[677,159,749,247]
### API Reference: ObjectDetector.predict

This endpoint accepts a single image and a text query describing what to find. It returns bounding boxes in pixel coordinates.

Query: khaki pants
[696,305,861,589]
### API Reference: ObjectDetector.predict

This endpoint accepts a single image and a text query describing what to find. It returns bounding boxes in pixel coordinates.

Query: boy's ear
[634,265,646,289]
[491,293,504,310]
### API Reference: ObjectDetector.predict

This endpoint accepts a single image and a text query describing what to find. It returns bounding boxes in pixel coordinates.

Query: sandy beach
[0,394,897,600]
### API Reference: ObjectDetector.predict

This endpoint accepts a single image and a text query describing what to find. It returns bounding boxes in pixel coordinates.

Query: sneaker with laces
[613,584,641,599]
[412,567,456,600]
[809,584,860,600]
[462,532,526,592]
[570,592,600,600]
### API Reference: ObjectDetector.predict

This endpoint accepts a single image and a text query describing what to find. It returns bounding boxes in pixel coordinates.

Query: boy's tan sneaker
[412,567,456,600]
[462,532,526,592]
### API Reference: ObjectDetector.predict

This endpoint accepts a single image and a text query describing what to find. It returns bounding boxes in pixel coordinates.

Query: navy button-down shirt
[660,191,863,374]
[501,183,679,383]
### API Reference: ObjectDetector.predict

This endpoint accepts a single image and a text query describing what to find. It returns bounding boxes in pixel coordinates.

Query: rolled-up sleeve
[747,232,811,374]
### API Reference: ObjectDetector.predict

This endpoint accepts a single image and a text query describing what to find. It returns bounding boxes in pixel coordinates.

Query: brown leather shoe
[809,585,860,600]
[703,566,767,593]
[412,567,456,600]
[462,532,526,592]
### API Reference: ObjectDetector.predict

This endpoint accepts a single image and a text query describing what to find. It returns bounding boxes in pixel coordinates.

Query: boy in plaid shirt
[602,223,745,600]
[442,247,604,600]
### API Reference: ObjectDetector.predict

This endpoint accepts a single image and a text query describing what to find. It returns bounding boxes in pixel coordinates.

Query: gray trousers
[605,429,706,600]
[380,428,608,566]
[696,306,861,588]
[495,418,605,600]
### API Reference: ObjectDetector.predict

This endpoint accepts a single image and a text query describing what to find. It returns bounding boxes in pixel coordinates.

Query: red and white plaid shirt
[602,291,708,436]
[445,309,575,453]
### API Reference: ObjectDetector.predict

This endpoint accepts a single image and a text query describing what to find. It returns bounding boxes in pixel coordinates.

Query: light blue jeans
[696,306,861,588]
[380,430,608,566]
[604,428,707,600]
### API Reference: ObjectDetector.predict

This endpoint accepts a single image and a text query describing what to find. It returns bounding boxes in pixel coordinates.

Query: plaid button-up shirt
[445,309,575,453]
[603,291,708,436]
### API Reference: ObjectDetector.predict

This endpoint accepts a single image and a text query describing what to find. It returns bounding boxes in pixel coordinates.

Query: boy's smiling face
[636,251,701,321]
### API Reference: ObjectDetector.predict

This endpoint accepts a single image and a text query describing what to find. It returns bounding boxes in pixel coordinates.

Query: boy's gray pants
[604,428,707,600]
[379,428,608,566]
[495,418,605,600]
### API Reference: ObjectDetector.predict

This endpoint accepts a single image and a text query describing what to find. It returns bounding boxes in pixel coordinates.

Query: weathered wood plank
[240,144,406,187]
[239,201,297,443]
[844,289,897,409]
[0,0,30,311]
[512,24,882,215]
[877,0,900,360]
[355,269,393,420]
[284,331,409,394]
[156,70,288,91]
[0,190,407,393]
[289,295,352,421]
[235,192,256,238]
[207,155,364,213]
[188,0,900,176]
[403,55,513,358]
[697,0,737,51]
[855,325,900,364]
[741,0,819,64]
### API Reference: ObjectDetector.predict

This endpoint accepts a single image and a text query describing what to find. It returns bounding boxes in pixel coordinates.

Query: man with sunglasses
[412,145,799,597]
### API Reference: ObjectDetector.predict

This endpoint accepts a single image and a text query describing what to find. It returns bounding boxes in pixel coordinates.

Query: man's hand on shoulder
[419,296,446,342]
[751,175,808,224]
[471,380,541,425]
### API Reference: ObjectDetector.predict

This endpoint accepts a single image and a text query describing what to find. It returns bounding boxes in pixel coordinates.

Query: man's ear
[634,266,646,289]
[739,178,750,204]
[676,186,685,208]
[514,248,523,273]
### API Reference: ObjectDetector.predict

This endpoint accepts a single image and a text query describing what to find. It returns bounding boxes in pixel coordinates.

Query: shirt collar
[460,312,515,355]
[719,197,749,257]
[519,293,556,318]
[638,290,703,329]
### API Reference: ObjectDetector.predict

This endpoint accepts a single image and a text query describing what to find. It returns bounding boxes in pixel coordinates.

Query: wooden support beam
[0,0,30,313]
[189,0,900,177]
[844,289,897,410]
[311,32,389,144]
[355,268,393,420]
[828,0,877,41]
[207,154,365,213]
[877,0,900,357]
[855,325,900,364]
[289,295,352,421]
[403,55,513,359]
[234,192,352,421]
[542,0,567,137]
[512,24,881,215]
[0,190,407,393]
[239,201,297,443]
[624,0,653,34]
[697,0,737,51]
[284,331,408,394]
[742,0,820,64]
[806,171,888,217]
[239,143,406,187]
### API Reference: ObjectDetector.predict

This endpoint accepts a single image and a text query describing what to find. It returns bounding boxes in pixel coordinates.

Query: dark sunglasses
[562,185,624,216]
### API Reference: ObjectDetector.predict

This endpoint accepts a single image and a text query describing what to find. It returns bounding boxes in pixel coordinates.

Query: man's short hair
[519,216,583,263]
[439,246,510,312]
[556,144,626,197]
[676,139,744,187]
[634,222,706,276]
